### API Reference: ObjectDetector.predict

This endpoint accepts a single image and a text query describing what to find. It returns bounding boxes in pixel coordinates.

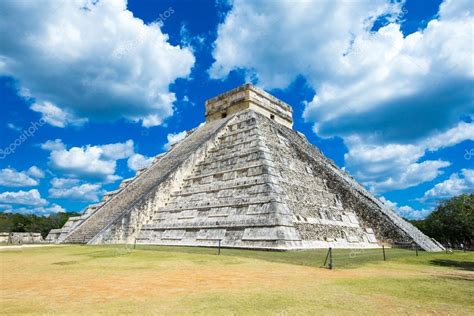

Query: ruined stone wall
[0,233,8,243]
[0,232,44,244]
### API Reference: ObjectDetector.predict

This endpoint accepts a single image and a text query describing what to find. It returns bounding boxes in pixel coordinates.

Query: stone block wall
[0,232,44,244]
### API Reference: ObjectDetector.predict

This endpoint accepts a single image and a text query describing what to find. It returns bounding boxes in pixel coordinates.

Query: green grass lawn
[1,245,473,315]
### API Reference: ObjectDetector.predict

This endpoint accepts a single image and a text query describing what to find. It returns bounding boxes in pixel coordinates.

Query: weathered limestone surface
[0,232,44,244]
[55,84,443,251]
[45,229,62,243]
[273,121,442,251]
[134,111,303,249]
[62,117,230,244]
[206,84,293,128]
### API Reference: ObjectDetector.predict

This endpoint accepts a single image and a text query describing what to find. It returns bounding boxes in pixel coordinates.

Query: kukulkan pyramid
[48,84,443,251]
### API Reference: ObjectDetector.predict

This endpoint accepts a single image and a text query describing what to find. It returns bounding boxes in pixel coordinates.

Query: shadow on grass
[430,259,474,271]
[52,260,78,266]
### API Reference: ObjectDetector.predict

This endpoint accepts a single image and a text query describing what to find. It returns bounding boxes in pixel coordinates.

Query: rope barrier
[319,246,428,268]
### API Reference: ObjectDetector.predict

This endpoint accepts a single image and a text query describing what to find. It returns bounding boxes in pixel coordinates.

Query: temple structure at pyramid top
[47,84,444,251]
[205,83,293,128]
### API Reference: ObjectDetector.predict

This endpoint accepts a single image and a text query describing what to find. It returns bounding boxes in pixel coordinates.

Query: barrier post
[322,247,332,269]
[329,247,333,269]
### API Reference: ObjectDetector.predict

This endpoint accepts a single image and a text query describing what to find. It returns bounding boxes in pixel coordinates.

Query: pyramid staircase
[62,118,230,244]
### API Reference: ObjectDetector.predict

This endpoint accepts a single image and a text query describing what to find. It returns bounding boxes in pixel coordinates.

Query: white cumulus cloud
[30,101,87,128]
[212,0,472,142]
[41,139,136,182]
[211,0,403,88]
[0,189,48,206]
[27,166,45,179]
[49,178,104,202]
[0,0,195,127]
[379,197,432,220]
[100,140,135,160]
[422,169,474,201]
[343,122,474,192]
[344,136,453,192]
[40,139,66,151]
[127,153,154,171]
[397,205,433,221]
[0,166,44,187]
[41,138,153,182]
[8,203,66,215]
[164,131,187,150]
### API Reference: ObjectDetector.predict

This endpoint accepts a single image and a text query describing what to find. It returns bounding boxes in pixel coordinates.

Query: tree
[0,212,80,238]
[412,193,473,249]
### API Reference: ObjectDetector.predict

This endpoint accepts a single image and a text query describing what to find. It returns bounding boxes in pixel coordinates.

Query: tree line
[410,193,473,249]
[0,212,80,239]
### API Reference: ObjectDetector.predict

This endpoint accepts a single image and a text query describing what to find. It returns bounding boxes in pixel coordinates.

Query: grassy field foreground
[0,245,473,315]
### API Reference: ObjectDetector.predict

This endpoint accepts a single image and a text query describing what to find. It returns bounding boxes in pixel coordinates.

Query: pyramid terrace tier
[146,208,364,231]
[172,174,277,196]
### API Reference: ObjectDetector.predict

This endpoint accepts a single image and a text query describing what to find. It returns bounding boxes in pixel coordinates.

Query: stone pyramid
[50,84,443,251]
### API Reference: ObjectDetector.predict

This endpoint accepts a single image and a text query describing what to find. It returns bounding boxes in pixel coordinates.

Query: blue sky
[0,0,472,219]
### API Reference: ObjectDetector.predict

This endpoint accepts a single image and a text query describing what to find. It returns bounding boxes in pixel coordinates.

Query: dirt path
[0,244,57,250]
